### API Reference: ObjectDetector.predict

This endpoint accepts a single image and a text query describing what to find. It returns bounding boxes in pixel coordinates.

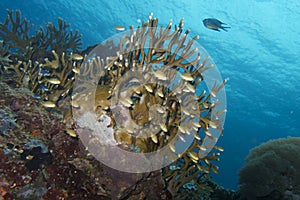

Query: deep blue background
[1,0,299,190]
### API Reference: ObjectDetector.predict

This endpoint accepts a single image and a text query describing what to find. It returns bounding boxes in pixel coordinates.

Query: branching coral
[0,10,32,55]
[1,49,83,116]
[0,10,227,198]
[0,40,12,71]
[0,10,84,116]
[238,137,300,199]
[0,10,82,62]
[72,15,227,196]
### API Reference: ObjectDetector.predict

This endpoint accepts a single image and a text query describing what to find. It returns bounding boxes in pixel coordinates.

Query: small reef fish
[65,128,78,138]
[71,53,84,61]
[40,84,49,92]
[47,78,61,84]
[39,69,51,76]
[33,94,41,99]
[42,101,56,108]
[202,18,230,32]
[113,26,125,31]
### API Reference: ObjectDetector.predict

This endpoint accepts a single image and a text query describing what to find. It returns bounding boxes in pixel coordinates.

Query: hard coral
[72,15,227,197]
[0,10,84,118]
[0,10,227,198]
[0,76,149,199]
[0,10,82,62]
[238,137,300,199]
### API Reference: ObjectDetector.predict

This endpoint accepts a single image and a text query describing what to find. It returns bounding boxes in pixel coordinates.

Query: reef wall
[0,10,230,199]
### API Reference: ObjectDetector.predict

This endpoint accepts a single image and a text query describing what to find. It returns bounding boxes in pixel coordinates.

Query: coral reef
[238,137,300,200]
[0,77,170,199]
[0,10,228,199]
[0,10,81,59]
[0,10,83,120]
[72,14,227,198]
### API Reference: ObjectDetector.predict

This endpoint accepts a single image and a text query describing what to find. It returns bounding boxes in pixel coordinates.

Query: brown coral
[238,137,300,199]
[0,10,228,198]
[71,15,227,196]
[0,10,84,119]
[0,10,81,62]
[0,78,162,199]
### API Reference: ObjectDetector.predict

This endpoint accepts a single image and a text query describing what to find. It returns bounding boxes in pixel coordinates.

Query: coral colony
[238,137,300,199]
[0,10,231,199]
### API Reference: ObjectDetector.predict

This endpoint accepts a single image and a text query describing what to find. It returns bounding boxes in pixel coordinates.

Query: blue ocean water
[1,0,299,191]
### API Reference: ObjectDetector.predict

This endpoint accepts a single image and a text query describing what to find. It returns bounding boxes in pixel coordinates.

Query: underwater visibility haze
[0,0,300,199]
